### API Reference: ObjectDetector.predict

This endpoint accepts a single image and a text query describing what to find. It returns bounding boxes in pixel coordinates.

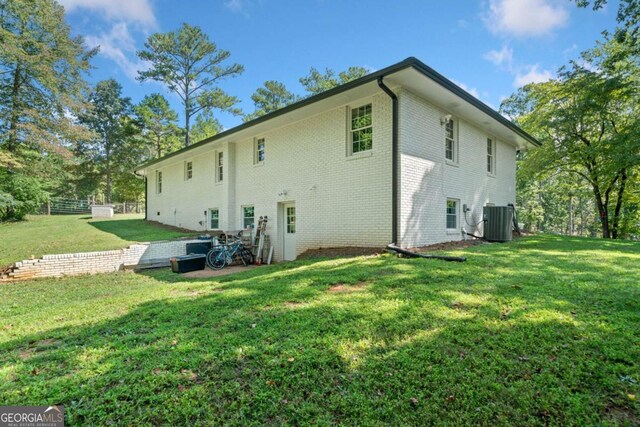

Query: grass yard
[0,214,195,267]
[0,235,639,425]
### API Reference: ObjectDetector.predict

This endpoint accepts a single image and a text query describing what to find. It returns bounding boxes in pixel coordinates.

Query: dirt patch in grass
[409,239,484,253]
[299,247,384,259]
[283,301,307,308]
[327,282,369,293]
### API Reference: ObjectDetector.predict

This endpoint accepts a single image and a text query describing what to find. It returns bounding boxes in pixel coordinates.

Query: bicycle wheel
[240,248,255,266]
[206,246,226,270]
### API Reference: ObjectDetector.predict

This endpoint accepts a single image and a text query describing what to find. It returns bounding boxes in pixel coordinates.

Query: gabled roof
[135,57,539,173]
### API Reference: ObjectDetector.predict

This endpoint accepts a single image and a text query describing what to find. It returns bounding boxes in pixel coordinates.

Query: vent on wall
[157,212,160,216]
[483,206,513,242]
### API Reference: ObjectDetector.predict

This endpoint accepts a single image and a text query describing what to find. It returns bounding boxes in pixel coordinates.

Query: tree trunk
[611,169,627,239]
[592,185,610,238]
[105,142,112,204]
[185,108,190,147]
[6,62,22,151]
[157,135,162,158]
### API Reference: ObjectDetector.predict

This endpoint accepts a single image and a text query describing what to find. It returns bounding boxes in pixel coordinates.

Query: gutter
[134,57,540,173]
[377,76,399,244]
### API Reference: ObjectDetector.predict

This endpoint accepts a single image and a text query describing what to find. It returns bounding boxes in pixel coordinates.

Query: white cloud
[514,65,553,86]
[224,0,248,13]
[485,0,569,37]
[484,45,514,68]
[59,0,156,28]
[451,79,481,99]
[85,23,148,80]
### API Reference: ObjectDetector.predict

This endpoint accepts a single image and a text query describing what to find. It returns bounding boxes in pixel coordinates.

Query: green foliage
[137,23,244,147]
[78,79,133,203]
[574,0,639,54]
[190,110,222,143]
[0,0,96,153]
[0,214,194,266]
[0,235,639,424]
[243,80,299,122]
[299,66,369,95]
[0,169,48,221]
[503,38,640,238]
[134,94,182,158]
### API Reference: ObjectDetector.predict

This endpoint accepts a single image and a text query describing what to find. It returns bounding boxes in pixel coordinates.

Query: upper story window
[216,151,223,182]
[445,118,457,162]
[487,138,495,174]
[254,138,265,164]
[446,199,458,230]
[350,104,373,154]
[184,161,193,181]
[156,171,162,194]
[242,206,255,229]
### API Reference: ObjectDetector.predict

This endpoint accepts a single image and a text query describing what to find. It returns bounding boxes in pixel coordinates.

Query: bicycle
[206,236,254,270]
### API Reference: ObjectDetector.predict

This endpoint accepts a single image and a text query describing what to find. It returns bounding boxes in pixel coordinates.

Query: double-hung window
[446,199,458,230]
[487,138,495,174]
[185,161,193,180]
[242,206,255,229]
[350,104,373,154]
[445,119,457,162]
[156,171,162,194]
[216,151,223,182]
[254,138,265,164]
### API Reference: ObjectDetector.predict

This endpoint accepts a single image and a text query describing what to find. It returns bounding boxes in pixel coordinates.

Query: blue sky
[60,0,619,129]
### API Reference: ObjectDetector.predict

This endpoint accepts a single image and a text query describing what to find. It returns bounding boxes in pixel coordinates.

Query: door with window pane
[283,202,296,261]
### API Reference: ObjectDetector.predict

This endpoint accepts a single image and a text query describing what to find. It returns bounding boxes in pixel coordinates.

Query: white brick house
[135,57,538,261]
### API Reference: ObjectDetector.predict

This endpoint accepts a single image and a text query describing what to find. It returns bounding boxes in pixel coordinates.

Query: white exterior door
[283,202,296,261]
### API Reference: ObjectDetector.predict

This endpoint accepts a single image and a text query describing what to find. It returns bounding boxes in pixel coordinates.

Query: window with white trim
[242,206,255,229]
[209,208,219,229]
[216,151,223,182]
[254,138,265,164]
[156,171,162,194]
[445,118,457,162]
[184,161,193,180]
[487,138,495,174]
[350,103,373,154]
[446,199,458,230]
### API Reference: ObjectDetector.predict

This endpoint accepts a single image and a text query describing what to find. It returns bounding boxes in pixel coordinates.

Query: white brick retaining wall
[7,239,206,280]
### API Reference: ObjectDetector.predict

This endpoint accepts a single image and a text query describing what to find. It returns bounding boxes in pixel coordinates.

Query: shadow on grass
[89,218,194,242]
[0,247,638,425]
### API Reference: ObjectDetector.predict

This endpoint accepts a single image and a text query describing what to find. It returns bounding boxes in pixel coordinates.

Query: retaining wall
[7,239,206,280]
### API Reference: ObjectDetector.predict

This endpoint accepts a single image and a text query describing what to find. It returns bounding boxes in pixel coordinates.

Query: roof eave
[135,57,539,172]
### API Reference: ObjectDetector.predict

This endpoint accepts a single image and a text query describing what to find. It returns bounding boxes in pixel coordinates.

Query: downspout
[377,76,399,244]
[144,176,148,220]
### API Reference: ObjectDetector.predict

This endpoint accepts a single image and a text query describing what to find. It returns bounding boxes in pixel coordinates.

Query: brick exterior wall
[147,93,394,260]
[397,89,517,247]
[145,86,519,259]
[7,239,205,280]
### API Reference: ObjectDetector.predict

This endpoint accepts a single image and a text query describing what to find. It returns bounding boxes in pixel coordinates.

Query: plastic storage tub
[170,254,206,273]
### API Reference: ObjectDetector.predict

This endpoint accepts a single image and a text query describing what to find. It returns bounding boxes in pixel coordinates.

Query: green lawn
[0,235,638,425]
[0,214,195,266]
